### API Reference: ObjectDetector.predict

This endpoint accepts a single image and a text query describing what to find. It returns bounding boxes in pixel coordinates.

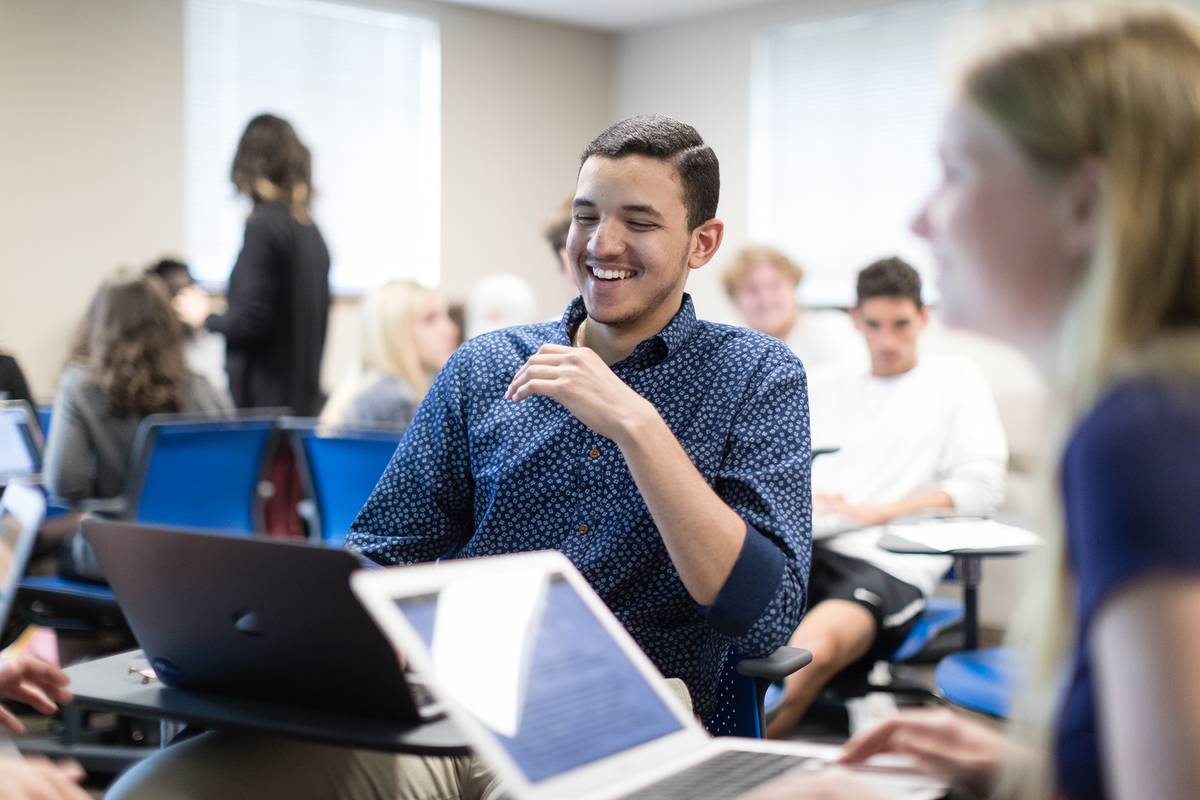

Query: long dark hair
[70,274,186,417]
[230,113,313,223]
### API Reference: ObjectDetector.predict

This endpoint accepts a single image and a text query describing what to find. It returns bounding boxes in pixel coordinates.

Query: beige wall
[0,0,186,400]
[0,0,613,399]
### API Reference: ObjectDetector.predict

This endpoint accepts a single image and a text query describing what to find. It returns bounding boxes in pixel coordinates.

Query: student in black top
[176,114,331,417]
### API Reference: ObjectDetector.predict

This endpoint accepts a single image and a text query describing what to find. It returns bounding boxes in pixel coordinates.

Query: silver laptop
[0,482,46,632]
[352,550,945,800]
[0,402,43,486]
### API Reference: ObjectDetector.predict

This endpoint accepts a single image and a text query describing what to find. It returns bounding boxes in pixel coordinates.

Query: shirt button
[577,523,589,534]
[588,447,601,459]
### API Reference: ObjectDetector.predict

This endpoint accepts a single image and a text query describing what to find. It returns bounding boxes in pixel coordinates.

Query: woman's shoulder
[1070,377,1200,460]
[56,361,90,393]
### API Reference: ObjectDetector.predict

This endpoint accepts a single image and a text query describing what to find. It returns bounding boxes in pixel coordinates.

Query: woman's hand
[741,768,884,799]
[0,656,72,734]
[839,708,1017,795]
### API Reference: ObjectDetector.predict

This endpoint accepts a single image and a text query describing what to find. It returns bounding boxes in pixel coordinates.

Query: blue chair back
[36,403,52,439]
[284,419,404,545]
[126,413,279,532]
[0,401,43,484]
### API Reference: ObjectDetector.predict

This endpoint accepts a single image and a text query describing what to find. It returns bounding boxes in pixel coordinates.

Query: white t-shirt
[807,356,1008,595]
[786,309,869,373]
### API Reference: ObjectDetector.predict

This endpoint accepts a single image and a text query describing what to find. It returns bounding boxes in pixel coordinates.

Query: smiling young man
[765,257,1007,739]
[351,115,812,725]
[110,115,811,800]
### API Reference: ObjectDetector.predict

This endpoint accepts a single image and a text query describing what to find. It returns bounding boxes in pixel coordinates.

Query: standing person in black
[176,114,330,535]
[176,113,331,417]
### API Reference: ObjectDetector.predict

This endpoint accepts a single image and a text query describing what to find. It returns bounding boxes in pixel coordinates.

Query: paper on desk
[883,518,1040,553]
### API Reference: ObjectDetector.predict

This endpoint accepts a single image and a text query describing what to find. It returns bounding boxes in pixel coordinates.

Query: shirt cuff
[703,522,786,637]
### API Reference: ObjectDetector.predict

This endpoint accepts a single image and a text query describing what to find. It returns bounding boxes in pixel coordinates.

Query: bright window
[749,1,980,306]
[184,0,440,292]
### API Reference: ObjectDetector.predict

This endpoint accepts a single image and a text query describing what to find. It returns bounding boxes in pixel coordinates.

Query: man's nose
[589,218,625,260]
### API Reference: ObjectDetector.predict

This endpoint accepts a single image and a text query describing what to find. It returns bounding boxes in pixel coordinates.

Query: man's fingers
[511,378,563,402]
[506,365,571,400]
[19,659,70,688]
[0,702,27,734]
[51,758,86,783]
[9,681,59,715]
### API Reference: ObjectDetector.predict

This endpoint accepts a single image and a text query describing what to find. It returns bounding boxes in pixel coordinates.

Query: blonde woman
[755,6,1200,800]
[321,281,459,430]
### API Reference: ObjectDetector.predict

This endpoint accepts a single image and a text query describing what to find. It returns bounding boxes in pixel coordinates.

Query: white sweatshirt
[808,356,1008,596]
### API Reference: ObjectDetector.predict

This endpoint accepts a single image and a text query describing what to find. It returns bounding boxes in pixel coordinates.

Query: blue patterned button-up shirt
[347,295,812,731]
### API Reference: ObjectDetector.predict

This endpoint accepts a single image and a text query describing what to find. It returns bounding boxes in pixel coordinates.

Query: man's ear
[849,307,864,332]
[687,218,725,270]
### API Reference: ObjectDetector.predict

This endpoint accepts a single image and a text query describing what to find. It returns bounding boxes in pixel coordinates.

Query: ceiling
[433,0,778,31]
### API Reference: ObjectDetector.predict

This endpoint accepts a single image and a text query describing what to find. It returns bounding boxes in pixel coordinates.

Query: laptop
[82,519,434,723]
[0,482,46,631]
[0,401,43,486]
[352,551,946,800]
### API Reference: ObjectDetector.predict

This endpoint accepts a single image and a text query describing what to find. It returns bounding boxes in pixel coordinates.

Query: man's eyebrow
[571,199,664,218]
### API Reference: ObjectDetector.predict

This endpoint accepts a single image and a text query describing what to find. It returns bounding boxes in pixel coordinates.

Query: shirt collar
[559,294,698,369]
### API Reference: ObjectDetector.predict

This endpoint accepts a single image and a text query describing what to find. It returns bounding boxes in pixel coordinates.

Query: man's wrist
[614,396,664,450]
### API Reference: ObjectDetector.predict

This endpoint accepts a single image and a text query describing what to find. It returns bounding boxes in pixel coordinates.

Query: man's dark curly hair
[856,257,924,309]
[580,114,719,230]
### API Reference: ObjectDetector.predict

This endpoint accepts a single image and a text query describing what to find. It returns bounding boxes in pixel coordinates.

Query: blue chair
[282,418,405,546]
[717,647,813,738]
[18,410,284,633]
[890,595,966,663]
[935,646,1022,718]
[36,403,52,440]
[120,411,281,533]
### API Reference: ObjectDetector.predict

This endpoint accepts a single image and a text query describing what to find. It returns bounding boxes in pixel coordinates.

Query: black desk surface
[64,650,469,755]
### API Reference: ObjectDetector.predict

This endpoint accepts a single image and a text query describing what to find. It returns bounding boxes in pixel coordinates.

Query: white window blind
[184,0,440,292]
[749,1,980,306]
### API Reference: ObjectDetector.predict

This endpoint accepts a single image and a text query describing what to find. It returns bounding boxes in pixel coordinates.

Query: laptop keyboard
[620,750,814,799]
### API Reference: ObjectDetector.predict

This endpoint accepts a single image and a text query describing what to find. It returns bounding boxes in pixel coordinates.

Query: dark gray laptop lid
[82,519,419,722]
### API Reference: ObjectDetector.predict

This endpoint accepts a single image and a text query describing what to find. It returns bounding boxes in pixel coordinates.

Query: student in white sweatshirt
[766,257,1007,738]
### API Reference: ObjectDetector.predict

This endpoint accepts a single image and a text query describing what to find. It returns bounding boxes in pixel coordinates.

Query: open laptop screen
[0,405,40,481]
[394,572,685,784]
[0,483,45,629]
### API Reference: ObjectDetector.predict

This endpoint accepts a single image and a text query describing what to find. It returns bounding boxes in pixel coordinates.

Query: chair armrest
[736,646,813,681]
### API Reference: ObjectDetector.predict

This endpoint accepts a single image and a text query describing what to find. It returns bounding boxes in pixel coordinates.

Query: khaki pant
[107,679,693,800]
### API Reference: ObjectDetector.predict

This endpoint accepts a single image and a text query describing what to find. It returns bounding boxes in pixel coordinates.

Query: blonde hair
[961,6,1200,796]
[720,245,804,298]
[320,281,440,426]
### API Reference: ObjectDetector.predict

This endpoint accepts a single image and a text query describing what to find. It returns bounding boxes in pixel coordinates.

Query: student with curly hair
[43,274,231,503]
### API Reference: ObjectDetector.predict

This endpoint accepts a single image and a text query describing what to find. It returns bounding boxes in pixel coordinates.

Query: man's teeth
[592,267,634,280]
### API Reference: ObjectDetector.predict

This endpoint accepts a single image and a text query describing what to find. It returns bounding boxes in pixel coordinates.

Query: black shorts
[809,546,925,660]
